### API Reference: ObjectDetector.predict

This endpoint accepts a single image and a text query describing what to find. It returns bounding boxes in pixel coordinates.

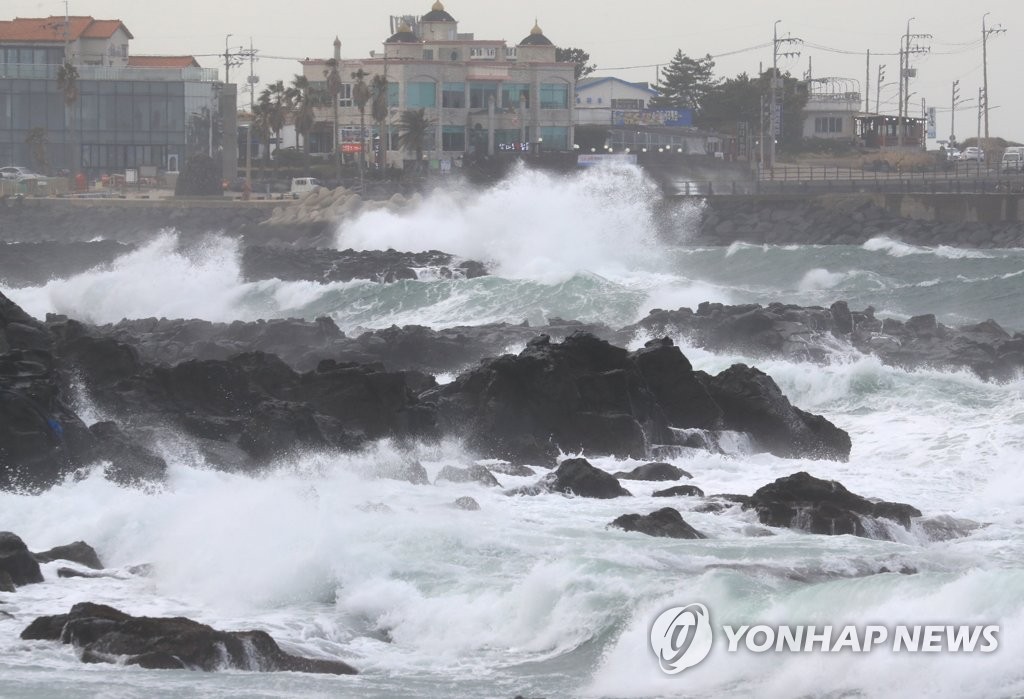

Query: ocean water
[1,164,1023,698]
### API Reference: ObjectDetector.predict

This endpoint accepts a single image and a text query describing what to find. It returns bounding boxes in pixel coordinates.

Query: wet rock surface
[425,332,847,464]
[744,471,922,539]
[21,602,358,674]
[628,301,1024,382]
[610,507,706,539]
[240,245,488,284]
[0,532,44,587]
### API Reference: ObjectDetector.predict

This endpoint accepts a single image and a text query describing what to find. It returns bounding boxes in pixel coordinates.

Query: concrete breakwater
[3,190,1023,249]
[695,194,1024,248]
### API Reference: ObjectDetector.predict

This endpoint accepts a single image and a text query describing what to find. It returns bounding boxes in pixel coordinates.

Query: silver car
[960,147,985,162]
[0,166,42,181]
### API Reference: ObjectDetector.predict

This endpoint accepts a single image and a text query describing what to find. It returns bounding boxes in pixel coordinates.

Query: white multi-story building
[575,76,657,126]
[300,1,575,168]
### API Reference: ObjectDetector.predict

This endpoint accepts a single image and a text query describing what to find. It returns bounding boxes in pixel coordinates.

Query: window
[338,83,353,108]
[611,98,644,110]
[442,125,465,151]
[442,82,465,108]
[469,47,497,60]
[450,50,459,61]
[539,83,568,109]
[406,81,436,108]
[423,49,434,60]
[387,82,400,108]
[469,81,498,109]
[540,126,569,150]
[814,117,843,134]
[586,97,592,104]
[501,83,529,108]
[505,47,517,60]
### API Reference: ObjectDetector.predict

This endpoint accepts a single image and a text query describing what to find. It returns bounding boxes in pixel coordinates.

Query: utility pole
[977,86,982,144]
[897,18,930,149]
[224,34,232,83]
[769,20,801,172]
[865,49,870,113]
[950,80,960,145]
[981,13,1006,140]
[875,64,885,114]
[247,38,259,114]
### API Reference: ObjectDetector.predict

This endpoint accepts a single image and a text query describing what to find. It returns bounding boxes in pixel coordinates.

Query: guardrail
[663,164,1024,196]
[0,177,71,197]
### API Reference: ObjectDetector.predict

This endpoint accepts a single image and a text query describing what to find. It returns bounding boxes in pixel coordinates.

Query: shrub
[174,154,222,196]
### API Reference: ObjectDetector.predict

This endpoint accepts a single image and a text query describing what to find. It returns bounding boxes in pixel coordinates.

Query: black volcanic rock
[625,301,1024,382]
[21,602,358,674]
[86,422,168,484]
[424,332,671,463]
[537,458,632,498]
[653,484,705,497]
[744,472,922,539]
[613,462,692,481]
[435,464,501,487]
[426,332,849,463]
[610,507,706,539]
[0,532,44,587]
[701,364,851,461]
[33,541,103,570]
[0,350,99,491]
[240,245,488,284]
[66,313,615,376]
[628,337,722,428]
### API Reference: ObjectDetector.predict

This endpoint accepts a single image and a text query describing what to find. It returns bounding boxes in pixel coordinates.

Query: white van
[290,177,321,198]
[1001,147,1024,173]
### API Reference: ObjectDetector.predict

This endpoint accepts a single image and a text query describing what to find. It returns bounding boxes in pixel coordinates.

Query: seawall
[694,194,1024,248]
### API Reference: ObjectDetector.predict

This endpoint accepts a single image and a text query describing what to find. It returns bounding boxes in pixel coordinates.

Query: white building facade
[574,77,657,126]
[300,2,575,168]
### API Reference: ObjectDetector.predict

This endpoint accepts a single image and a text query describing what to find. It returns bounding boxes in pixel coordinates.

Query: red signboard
[340,143,362,153]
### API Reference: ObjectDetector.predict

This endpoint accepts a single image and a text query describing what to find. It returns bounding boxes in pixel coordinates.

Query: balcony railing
[0,63,219,83]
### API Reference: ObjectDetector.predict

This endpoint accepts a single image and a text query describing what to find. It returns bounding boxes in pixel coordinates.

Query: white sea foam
[3,166,1024,697]
[863,235,999,259]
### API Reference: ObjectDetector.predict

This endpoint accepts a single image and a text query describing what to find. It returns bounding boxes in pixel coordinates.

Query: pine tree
[651,50,719,113]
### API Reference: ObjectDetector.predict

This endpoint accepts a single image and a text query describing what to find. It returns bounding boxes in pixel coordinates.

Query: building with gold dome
[300,2,575,169]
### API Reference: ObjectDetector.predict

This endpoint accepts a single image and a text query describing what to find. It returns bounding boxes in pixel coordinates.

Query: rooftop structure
[299,2,575,168]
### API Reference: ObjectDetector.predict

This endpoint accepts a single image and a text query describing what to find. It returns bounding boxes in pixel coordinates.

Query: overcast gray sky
[8,0,1022,142]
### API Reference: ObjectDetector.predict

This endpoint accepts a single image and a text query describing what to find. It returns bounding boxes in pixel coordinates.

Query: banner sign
[612,109,693,127]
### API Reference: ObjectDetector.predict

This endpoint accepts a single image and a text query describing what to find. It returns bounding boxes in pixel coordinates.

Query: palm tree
[25,128,50,175]
[370,74,390,170]
[56,61,79,175]
[351,69,370,175]
[398,108,434,176]
[259,81,287,170]
[251,98,272,169]
[290,74,315,168]
[323,59,343,177]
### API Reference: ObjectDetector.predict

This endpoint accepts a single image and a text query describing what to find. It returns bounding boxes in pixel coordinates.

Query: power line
[591,41,772,72]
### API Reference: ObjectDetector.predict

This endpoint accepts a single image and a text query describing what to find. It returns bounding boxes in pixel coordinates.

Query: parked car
[945,149,961,162]
[961,147,985,162]
[0,166,42,181]
[1001,152,1023,173]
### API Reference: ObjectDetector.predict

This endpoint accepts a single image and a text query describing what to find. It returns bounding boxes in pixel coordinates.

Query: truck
[289,177,321,198]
